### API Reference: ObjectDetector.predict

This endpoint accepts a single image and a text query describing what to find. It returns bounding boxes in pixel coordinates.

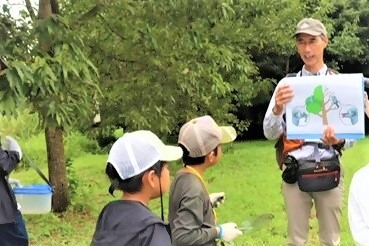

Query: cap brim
[159,145,183,162]
[294,30,322,37]
[220,126,237,143]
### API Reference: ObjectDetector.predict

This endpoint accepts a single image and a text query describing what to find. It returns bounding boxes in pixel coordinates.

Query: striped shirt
[263,64,355,161]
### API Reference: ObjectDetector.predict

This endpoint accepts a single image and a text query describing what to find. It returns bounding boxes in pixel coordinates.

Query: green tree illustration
[305,85,339,125]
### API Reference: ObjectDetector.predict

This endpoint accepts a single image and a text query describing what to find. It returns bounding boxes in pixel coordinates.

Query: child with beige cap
[168,115,242,246]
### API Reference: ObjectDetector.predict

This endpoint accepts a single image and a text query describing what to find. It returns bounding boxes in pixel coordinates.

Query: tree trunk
[38,0,52,19]
[38,0,69,212]
[45,127,69,212]
[321,104,328,125]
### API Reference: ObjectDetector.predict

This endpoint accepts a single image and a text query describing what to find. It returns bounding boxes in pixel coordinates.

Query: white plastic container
[13,184,53,214]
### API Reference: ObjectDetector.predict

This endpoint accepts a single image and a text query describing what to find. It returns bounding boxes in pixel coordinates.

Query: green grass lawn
[11,138,369,246]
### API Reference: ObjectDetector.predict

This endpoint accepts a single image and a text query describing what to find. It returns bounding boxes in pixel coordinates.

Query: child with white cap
[91,130,183,246]
[168,115,242,246]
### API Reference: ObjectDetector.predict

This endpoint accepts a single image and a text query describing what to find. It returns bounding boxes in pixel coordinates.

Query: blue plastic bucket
[13,184,52,194]
[13,184,53,214]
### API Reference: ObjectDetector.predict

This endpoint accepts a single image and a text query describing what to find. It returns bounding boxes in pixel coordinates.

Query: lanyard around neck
[185,165,217,221]
[186,166,207,189]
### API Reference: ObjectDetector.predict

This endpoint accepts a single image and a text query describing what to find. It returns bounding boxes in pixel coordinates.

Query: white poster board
[283,73,365,140]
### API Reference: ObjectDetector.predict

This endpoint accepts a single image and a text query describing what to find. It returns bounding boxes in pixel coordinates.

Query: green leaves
[67,0,267,135]
[313,85,324,103]
[306,96,322,114]
[305,85,324,114]
[11,0,364,137]
[0,13,100,130]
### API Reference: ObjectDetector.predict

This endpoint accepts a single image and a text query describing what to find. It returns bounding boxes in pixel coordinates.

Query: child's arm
[171,196,218,245]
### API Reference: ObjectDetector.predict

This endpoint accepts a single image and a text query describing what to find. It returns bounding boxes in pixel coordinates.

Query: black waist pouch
[297,157,340,192]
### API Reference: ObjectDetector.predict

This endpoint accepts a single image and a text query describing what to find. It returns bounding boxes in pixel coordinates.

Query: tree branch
[73,2,107,26]
[78,5,101,22]
[98,13,127,40]
[24,0,36,20]
[326,104,335,112]
[323,88,329,98]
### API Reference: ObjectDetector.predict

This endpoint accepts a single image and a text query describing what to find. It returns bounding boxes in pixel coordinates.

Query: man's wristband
[217,225,223,239]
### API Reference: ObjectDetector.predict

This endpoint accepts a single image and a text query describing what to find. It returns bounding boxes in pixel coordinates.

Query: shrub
[19,134,48,170]
[0,109,40,140]
[64,132,100,158]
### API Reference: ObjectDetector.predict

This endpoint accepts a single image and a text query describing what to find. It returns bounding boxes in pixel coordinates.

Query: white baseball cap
[107,130,183,180]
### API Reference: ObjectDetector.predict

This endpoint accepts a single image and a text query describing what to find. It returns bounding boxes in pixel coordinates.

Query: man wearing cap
[91,130,183,246]
[168,115,242,246]
[263,18,356,245]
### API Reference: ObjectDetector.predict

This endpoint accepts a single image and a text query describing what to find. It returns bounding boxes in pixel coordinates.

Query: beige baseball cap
[178,115,237,158]
[295,18,327,37]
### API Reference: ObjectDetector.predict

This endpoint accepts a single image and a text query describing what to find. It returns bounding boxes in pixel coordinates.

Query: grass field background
[11,135,369,246]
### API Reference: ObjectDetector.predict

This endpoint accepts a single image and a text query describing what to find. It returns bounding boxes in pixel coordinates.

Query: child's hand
[209,192,225,208]
[218,222,243,242]
[5,136,22,161]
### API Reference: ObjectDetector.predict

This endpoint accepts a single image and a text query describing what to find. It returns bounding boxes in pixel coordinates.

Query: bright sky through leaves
[0,0,38,19]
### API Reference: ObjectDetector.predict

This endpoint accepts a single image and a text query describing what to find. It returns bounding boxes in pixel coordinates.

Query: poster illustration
[284,73,365,140]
